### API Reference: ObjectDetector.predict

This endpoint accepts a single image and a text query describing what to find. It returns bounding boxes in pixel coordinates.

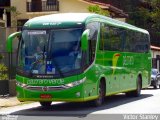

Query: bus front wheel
[39,101,52,107]
[93,80,106,107]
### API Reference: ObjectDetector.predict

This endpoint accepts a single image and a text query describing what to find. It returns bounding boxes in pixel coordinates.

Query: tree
[130,0,160,45]
[88,5,110,16]
[150,0,160,31]
[6,6,21,27]
[0,54,8,80]
[130,0,160,30]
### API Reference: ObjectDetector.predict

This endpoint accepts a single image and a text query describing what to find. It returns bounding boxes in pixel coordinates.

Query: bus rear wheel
[126,76,142,97]
[93,80,105,107]
[39,101,52,107]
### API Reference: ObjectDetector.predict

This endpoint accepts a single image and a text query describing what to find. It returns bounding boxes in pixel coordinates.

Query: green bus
[7,13,151,107]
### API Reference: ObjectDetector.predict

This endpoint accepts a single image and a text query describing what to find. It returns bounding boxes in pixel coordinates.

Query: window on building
[27,0,59,12]
[0,0,10,6]
[47,0,57,5]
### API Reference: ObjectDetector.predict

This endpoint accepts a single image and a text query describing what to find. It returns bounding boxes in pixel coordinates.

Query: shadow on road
[10,93,153,117]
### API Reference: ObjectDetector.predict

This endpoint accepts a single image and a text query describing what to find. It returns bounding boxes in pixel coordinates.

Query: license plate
[40,94,52,99]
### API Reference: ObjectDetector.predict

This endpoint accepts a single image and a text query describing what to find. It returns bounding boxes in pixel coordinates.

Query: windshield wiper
[42,45,46,62]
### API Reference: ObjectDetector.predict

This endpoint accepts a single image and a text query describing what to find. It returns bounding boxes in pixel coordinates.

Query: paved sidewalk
[0,96,21,107]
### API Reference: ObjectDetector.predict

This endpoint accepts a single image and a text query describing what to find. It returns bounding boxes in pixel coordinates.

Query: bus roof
[24,13,148,34]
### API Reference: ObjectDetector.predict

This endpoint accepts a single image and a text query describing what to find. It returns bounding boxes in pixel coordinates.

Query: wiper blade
[43,45,46,62]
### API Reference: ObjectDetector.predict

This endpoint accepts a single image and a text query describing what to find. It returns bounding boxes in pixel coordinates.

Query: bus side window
[100,23,111,50]
[133,32,150,53]
[100,23,106,50]
[141,34,150,53]
[100,23,123,51]
[124,30,134,52]
[86,22,99,63]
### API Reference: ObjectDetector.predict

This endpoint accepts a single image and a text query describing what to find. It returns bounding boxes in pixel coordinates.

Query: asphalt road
[0,87,160,120]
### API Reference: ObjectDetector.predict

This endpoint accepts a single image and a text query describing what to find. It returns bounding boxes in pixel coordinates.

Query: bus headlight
[65,77,86,88]
[16,81,27,88]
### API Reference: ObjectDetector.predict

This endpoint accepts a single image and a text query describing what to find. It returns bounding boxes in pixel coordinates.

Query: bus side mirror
[7,32,21,53]
[81,29,89,51]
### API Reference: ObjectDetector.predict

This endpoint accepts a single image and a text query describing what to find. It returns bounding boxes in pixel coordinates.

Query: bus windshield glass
[18,28,83,76]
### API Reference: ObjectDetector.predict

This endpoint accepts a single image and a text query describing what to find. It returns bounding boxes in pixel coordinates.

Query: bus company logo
[112,53,121,75]
[42,86,48,91]
[123,56,134,66]
[27,79,64,85]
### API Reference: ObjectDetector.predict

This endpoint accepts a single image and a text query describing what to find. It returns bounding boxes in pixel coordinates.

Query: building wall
[151,49,160,71]
[0,20,5,27]
[11,0,127,26]
[59,0,90,13]
[11,0,90,26]
[151,50,160,58]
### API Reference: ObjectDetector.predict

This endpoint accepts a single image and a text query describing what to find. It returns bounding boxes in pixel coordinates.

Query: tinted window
[134,32,150,53]
[124,30,135,52]
[100,23,124,51]
[124,30,150,53]
[99,23,150,53]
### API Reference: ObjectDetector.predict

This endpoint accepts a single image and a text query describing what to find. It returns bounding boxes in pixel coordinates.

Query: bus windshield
[18,28,83,77]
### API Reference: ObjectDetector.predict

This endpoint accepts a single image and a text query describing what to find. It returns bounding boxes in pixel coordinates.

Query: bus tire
[126,76,142,97]
[40,101,52,107]
[93,79,106,107]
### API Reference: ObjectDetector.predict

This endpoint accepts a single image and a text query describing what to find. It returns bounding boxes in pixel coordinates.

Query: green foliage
[6,6,21,27]
[0,64,8,72]
[128,0,160,45]
[0,54,3,60]
[131,0,160,31]
[0,55,8,80]
[0,64,8,80]
[88,5,110,16]
[132,7,151,29]
[149,0,160,30]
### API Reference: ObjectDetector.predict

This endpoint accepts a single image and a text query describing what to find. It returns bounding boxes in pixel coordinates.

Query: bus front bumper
[16,83,86,102]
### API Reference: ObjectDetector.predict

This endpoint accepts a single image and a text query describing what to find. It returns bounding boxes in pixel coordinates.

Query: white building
[151,45,160,71]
